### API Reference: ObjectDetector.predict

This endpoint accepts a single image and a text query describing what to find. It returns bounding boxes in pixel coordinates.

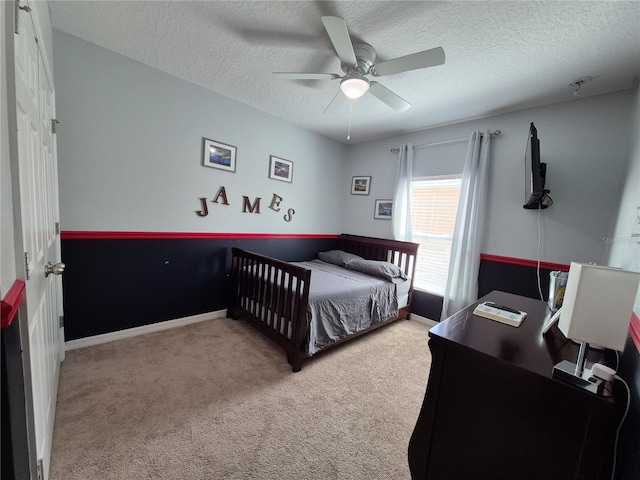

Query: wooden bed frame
[227,234,419,372]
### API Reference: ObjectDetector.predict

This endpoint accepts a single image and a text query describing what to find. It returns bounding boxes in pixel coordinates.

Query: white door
[14,4,64,478]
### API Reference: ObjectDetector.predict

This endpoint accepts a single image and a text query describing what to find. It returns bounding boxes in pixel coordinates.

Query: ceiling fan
[273,16,445,113]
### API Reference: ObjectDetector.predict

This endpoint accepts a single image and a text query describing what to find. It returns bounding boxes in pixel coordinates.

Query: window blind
[411,175,462,295]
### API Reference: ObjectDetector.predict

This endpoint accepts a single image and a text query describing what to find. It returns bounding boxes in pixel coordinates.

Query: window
[411,175,462,295]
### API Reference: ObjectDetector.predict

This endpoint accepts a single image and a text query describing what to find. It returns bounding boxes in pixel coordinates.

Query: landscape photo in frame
[351,176,371,195]
[269,155,293,183]
[374,199,393,219]
[202,138,237,172]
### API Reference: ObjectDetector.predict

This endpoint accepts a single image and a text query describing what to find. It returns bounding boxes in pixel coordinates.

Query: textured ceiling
[48,1,640,144]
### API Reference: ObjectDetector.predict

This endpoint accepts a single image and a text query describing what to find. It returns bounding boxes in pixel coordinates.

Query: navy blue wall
[61,236,337,340]
[62,238,567,340]
[478,258,561,302]
[411,257,561,322]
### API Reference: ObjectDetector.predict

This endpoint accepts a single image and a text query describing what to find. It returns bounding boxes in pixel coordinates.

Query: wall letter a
[212,186,230,205]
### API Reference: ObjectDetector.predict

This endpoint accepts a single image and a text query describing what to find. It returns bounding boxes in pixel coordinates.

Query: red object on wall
[480,253,570,272]
[630,312,640,353]
[61,231,340,240]
[1,280,26,329]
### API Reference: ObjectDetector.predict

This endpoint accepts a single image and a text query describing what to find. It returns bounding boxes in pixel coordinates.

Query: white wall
[341,136,467,239]
[344,89,635,265]
[605,85,640,311]
[51,29,636,263]
[53,31,347,235]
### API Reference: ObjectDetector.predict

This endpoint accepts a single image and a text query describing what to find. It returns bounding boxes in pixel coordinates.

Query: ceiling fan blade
[273,72,340,80]
[321,16,357,66]
[371,47,445,77]
[369,82,411,112]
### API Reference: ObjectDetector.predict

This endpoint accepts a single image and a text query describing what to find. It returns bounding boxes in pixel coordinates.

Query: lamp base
[552,360,604,395]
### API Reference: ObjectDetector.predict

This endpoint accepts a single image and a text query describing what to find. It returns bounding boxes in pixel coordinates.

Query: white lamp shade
[558,262,640,351]
[340,77,370,99]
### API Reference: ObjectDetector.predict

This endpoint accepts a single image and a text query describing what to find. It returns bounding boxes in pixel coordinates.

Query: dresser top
[430,291,607,381]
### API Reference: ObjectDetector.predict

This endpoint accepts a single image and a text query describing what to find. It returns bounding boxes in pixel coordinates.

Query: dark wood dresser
[408,291,619,480]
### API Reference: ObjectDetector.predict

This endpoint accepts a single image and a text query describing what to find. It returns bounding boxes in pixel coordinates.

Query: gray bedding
[292,259,401,355]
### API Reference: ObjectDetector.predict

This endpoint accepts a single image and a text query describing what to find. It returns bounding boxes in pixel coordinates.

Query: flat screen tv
[523,122,552,209]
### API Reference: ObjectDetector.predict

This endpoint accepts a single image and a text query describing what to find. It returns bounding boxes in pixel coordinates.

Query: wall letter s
[283,208,295,222]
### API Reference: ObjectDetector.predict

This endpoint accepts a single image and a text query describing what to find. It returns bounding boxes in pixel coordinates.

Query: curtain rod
[390,130,501,154]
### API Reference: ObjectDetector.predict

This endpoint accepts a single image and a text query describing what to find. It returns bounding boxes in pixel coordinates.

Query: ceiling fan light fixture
[340,75,370,99]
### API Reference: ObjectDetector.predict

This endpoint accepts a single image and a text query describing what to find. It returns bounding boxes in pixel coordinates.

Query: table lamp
[552,262,640,394]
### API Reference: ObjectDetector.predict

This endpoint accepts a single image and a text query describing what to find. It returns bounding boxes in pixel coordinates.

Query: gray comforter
[292,259,399,355]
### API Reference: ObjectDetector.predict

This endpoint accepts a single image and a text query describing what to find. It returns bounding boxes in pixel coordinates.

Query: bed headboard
[337,234,419,282]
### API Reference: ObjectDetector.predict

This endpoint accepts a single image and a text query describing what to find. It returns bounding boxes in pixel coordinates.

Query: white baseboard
[409,313,439,329]
[64,309,227,351]
[65,309,437,351]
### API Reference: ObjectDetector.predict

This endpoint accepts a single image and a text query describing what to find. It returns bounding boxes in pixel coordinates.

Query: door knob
[45,262,65,277]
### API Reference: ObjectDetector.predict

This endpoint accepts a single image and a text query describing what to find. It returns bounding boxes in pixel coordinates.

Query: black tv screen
[523,122,552,209]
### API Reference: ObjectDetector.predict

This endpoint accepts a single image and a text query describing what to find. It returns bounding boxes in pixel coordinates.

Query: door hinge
[59,315,64,329]
[51,118,61,134]
[24,252,30,280]
[55,222,61,234]
[36,458,44,480]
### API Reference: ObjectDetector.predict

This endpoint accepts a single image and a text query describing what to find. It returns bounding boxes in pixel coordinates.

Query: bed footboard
[227,248,311,372]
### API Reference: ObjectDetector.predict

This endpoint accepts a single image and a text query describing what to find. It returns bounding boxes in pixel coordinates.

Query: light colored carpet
[49,317,432,480]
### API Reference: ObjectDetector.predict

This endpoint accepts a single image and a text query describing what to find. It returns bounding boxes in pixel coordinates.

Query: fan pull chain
[347,101,353,141]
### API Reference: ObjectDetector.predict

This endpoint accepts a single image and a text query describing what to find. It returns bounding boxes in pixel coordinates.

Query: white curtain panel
[441,130,491,319]
[393,143,414,241]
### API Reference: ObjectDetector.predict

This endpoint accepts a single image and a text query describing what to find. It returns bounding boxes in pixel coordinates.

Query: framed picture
[374,199,393,220]
[202,138,236,172]
[268,155,293,183]
[351,176,371,195]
